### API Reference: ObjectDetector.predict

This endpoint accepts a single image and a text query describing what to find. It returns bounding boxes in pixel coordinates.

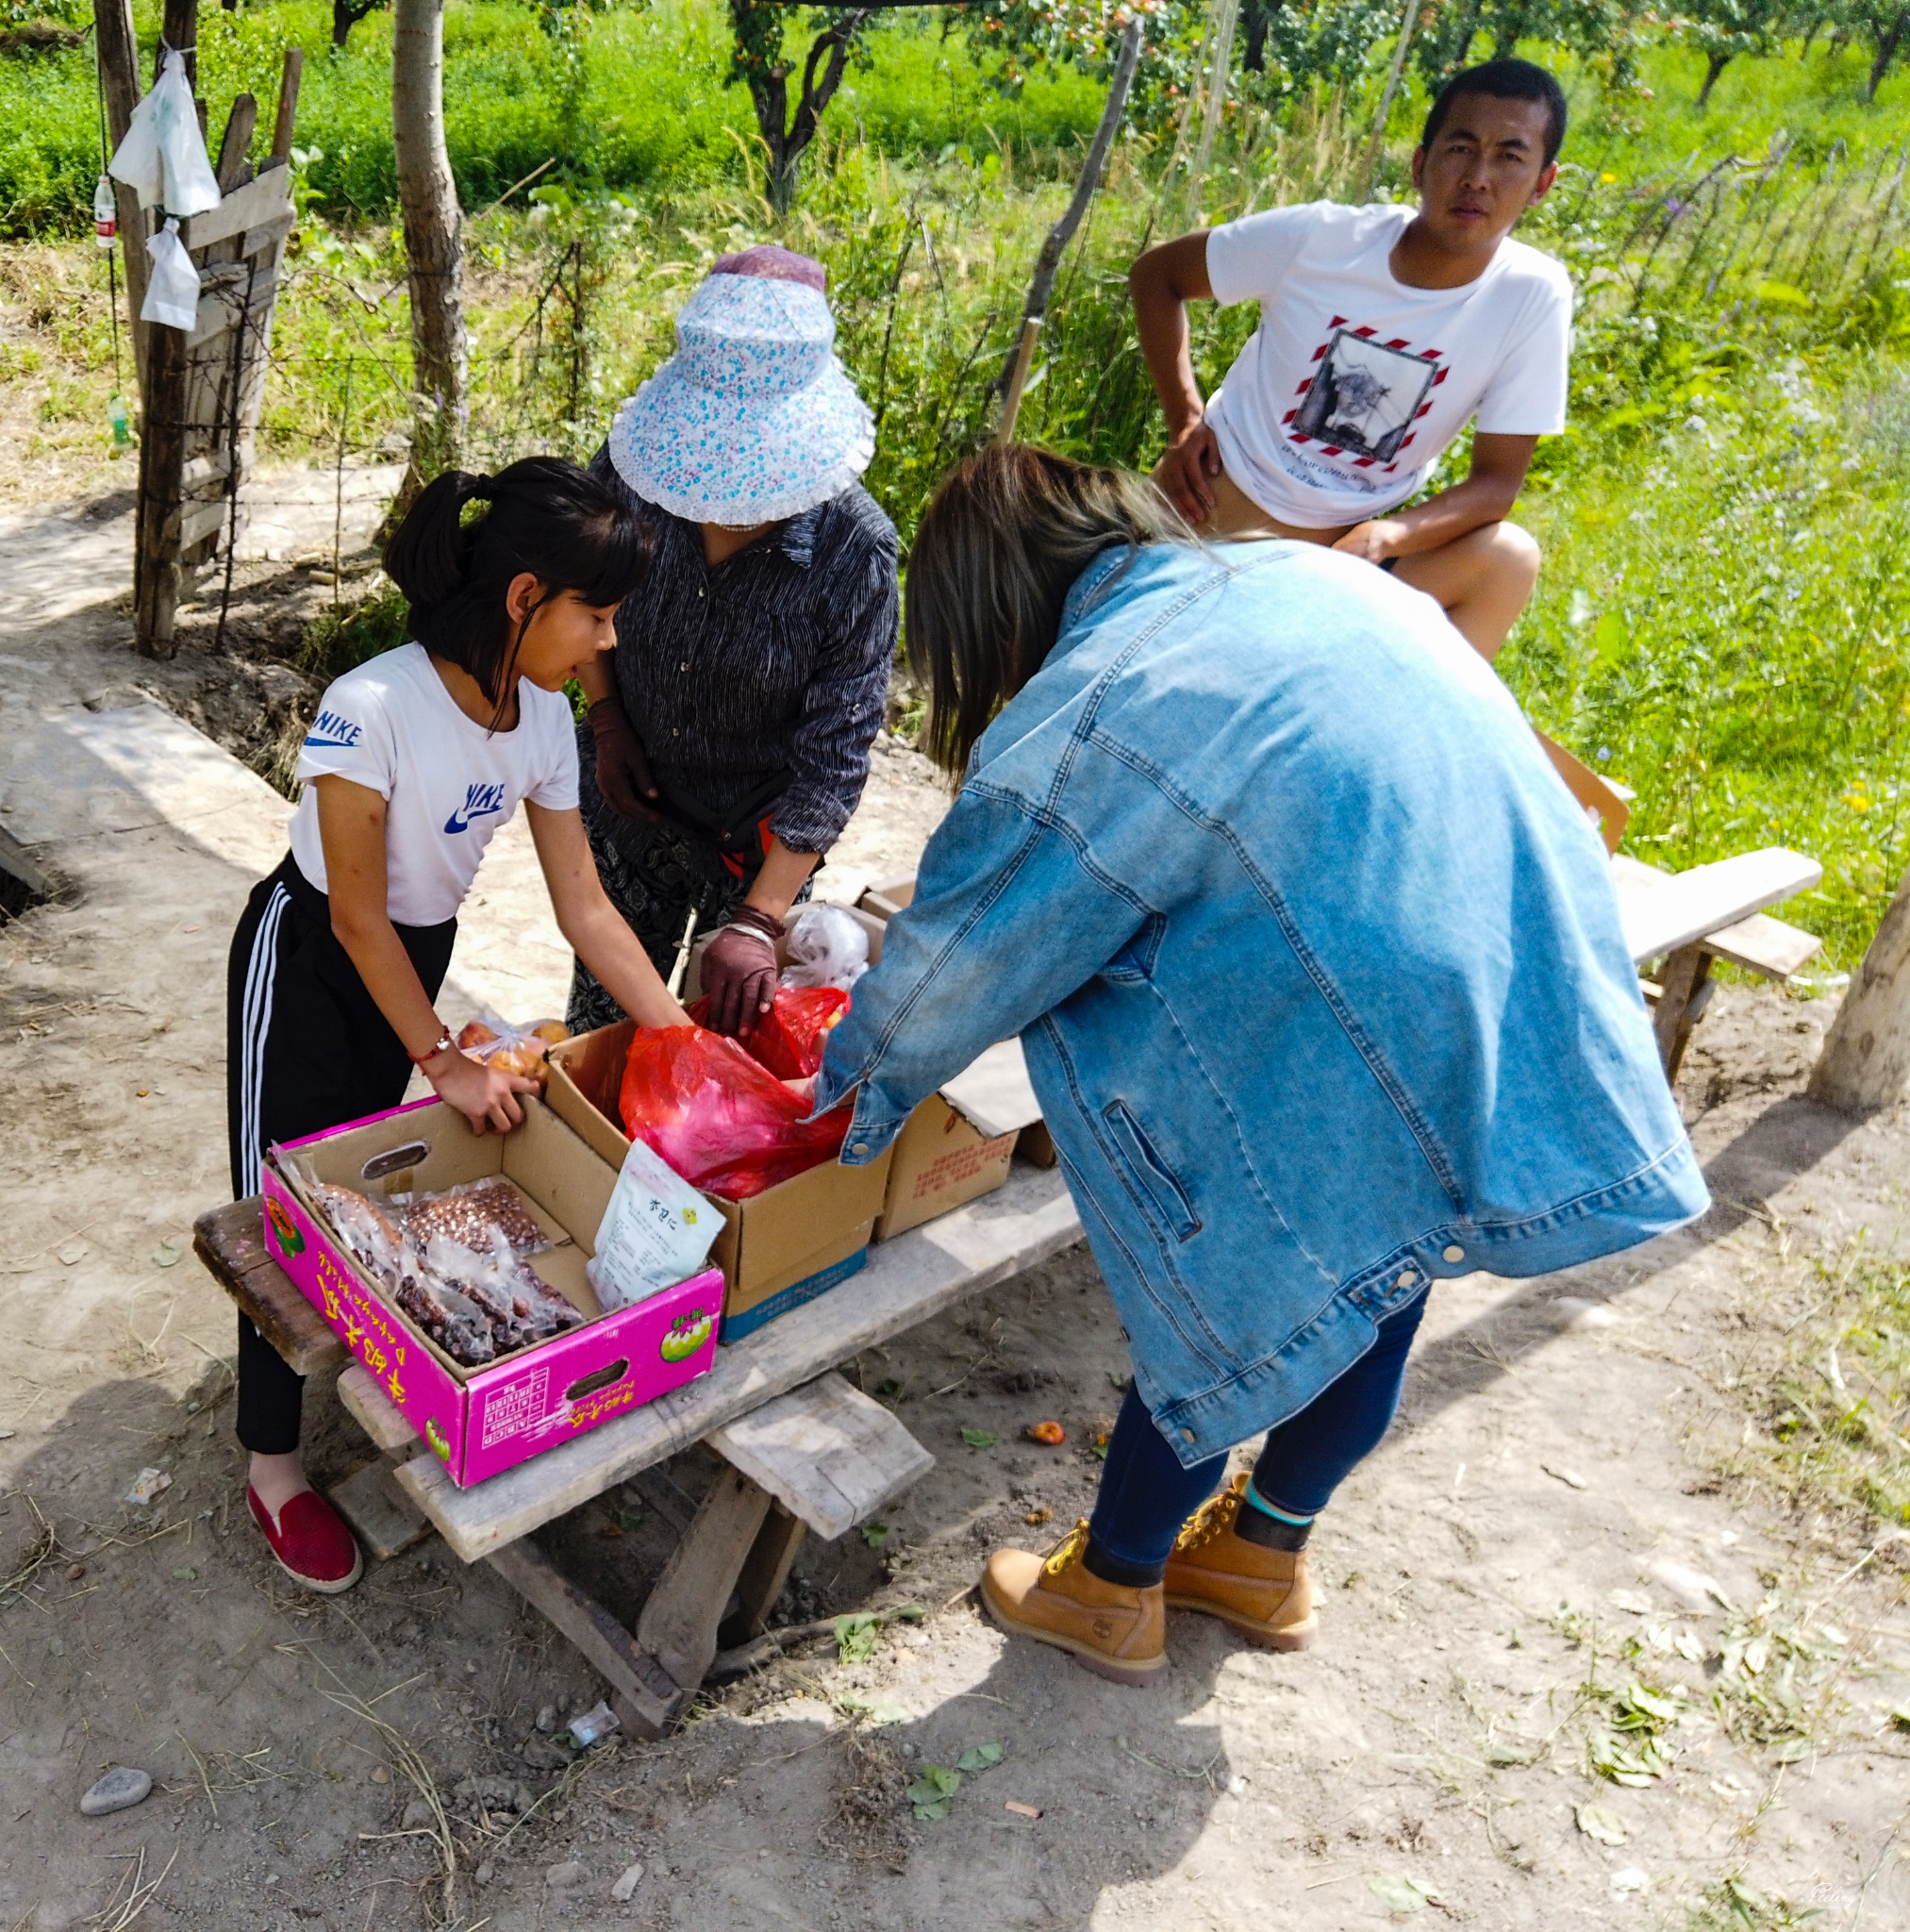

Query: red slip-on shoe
[248,1485,363,1593]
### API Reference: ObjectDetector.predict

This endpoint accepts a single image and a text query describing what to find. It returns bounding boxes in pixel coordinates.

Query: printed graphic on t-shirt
[305,708,361,750]
[1284,318,1449,475]
[443,782,507,835]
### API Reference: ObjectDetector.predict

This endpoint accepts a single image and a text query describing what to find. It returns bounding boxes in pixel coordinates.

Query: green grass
[0,0,1108,234]
[12,14,1910,962]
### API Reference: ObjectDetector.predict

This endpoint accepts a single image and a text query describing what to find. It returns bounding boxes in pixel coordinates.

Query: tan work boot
[981,1520,1169,1686]
[1162,1474,1318,1650]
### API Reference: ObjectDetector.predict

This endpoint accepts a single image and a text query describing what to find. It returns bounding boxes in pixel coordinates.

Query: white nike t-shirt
[288,641,580,926]
[1204,201,1571,528]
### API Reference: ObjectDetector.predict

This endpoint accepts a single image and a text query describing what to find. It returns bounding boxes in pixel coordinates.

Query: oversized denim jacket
[816,541,1708,1466]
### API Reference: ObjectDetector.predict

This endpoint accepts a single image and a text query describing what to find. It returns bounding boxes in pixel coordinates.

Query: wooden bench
[193,1162,1084,1737]
[1611,849,1823,1078]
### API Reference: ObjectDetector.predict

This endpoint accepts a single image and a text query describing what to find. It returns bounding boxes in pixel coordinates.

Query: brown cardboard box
[545,1022,892,1341]
[874,1039,1047,1241]
[857,874,916,923]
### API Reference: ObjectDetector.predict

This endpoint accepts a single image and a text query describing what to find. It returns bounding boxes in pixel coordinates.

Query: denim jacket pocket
[1103,1099,1202,1241]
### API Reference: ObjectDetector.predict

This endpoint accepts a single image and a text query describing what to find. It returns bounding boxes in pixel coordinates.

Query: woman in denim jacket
[813,444,1707,1685]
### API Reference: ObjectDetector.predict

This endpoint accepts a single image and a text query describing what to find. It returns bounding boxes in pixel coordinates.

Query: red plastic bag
[621,988,854,1200]
[688,984,848,1081]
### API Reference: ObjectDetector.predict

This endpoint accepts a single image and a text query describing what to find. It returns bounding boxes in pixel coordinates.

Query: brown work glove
[700,904,784,1040]
[589,692,659,822]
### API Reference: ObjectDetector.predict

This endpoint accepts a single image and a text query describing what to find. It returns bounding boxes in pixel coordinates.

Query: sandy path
[1,476,1907,1932]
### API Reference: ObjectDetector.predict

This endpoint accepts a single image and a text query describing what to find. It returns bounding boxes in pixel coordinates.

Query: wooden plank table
[194,1163,1084,1737]
[1610,848,1823,1078]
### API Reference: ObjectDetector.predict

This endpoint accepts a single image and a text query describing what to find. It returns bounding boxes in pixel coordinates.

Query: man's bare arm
[1332,434,1538,562]
[1129,232,1221,524]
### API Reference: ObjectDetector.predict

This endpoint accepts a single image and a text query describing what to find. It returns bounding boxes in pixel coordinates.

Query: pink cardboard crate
[260,1094,720,1488]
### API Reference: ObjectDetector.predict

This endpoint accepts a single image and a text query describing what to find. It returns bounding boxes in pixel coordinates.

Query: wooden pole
[1185,0,1239,211]
[992,18,1142,441]
[393,0,468,492]
[132,0,200,654]
[1808,871,1910,1111]
[93,0,152,391]
[270,47,304,167]
[1359,0,1421,200]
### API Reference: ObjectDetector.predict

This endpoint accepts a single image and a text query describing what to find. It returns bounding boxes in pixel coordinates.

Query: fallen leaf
[955,1743,1003,1773]
[1005,1800,1041,1820]
[172,1566,196,1581]
[1890,1706,1910,1732]
[892,1605,926,1624]
[959,1427,997,1450]
[1368,1873,1438,1914]
[1575,1801,1628,1846]
[861,1521,890,1550]
[1541,1462,1588,1491]
[1770,1737,1811,1763]
[1024,1421,1065,1445]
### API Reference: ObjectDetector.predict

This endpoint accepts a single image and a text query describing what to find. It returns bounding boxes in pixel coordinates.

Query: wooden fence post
[1808,870,1910,1111]
[993,18,1143,443]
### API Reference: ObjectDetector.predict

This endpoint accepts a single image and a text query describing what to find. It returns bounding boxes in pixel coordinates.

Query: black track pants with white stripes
[226,855,457,1454]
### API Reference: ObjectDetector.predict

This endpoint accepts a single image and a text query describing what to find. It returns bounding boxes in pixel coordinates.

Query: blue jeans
[1088,1291,1429,1575]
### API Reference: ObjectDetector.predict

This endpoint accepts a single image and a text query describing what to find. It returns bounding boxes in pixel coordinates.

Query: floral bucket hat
[608,245,875,525]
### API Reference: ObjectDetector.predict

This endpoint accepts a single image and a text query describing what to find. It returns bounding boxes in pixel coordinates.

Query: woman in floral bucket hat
[572,245,900,1038]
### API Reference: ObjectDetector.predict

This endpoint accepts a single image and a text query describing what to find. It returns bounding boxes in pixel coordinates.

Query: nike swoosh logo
[304,734,358,748]
[443,805,506,834]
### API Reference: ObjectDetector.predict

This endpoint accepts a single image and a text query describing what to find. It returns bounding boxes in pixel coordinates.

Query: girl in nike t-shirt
[225,458,689,1592]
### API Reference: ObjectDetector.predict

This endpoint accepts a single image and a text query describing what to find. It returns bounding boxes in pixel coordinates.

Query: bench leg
[486,1539,681,1740]
[636,1464,774,1694]
[719,1504,806,1652]
[1653,942,1715,1083]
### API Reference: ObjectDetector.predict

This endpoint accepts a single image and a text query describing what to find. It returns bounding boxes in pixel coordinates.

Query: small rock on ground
[79,1767,152,1816]
[612,1861,644,1901]
[546,1859,586,1888]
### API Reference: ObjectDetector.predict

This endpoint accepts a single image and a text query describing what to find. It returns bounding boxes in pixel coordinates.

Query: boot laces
[1173,1484,1242,1555]
[1042,1520,1091,1576]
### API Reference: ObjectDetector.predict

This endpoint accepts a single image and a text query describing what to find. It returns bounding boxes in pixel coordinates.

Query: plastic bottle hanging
[93,175,117,248]
[108,393,131,451]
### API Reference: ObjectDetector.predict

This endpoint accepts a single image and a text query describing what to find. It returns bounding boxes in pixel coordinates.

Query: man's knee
[1486,519,1541,594]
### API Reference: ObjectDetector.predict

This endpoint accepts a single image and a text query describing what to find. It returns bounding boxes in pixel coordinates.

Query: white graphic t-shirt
[1204,201,1571,528]
[288,641,580,926]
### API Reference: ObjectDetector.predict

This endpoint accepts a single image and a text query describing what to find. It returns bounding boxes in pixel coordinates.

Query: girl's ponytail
[379,457,648,723]
[383,470,495,618]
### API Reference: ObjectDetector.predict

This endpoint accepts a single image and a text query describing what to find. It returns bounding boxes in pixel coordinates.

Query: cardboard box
[856,874,916,923]
[875,1037,1046,1240]
[546,1023,892,1343]
[261,1097,722,1489]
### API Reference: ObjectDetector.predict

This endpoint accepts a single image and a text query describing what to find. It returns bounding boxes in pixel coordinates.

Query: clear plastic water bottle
[93,175,116,248]
[108,393,131,451]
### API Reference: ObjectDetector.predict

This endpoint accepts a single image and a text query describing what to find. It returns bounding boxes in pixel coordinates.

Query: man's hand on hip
[1154,421,1223,526]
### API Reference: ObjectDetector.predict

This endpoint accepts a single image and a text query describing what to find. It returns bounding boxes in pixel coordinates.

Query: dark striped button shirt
[588,445,900,856]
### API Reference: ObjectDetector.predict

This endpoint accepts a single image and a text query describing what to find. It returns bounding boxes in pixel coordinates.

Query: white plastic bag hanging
[778,903,870,991]
[141,219,201,332]
[108,48,221,218]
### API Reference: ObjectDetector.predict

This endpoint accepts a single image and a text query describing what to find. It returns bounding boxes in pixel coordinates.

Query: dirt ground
[3,469,1909,1932]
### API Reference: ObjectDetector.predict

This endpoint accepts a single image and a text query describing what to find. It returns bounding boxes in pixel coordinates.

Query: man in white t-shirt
[1131,58,1570,658]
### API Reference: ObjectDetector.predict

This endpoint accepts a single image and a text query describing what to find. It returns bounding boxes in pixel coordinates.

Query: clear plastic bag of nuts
[388,1177,554,1256]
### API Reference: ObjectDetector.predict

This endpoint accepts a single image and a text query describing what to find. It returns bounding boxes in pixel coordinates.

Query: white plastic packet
[778,903,870,991]
[108,47,222,217]
[141,219,202,331]
[586,1135,717,1312]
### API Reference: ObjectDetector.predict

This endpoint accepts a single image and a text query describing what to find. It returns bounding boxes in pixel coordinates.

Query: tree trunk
[992,19,1143,430]
[1240,0,1269,72]
[392,0,466,494]
[1869,8,1907,99]
[1698,49,1731,106]
[769,10,872,216]
[1808,867,1910,1111]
